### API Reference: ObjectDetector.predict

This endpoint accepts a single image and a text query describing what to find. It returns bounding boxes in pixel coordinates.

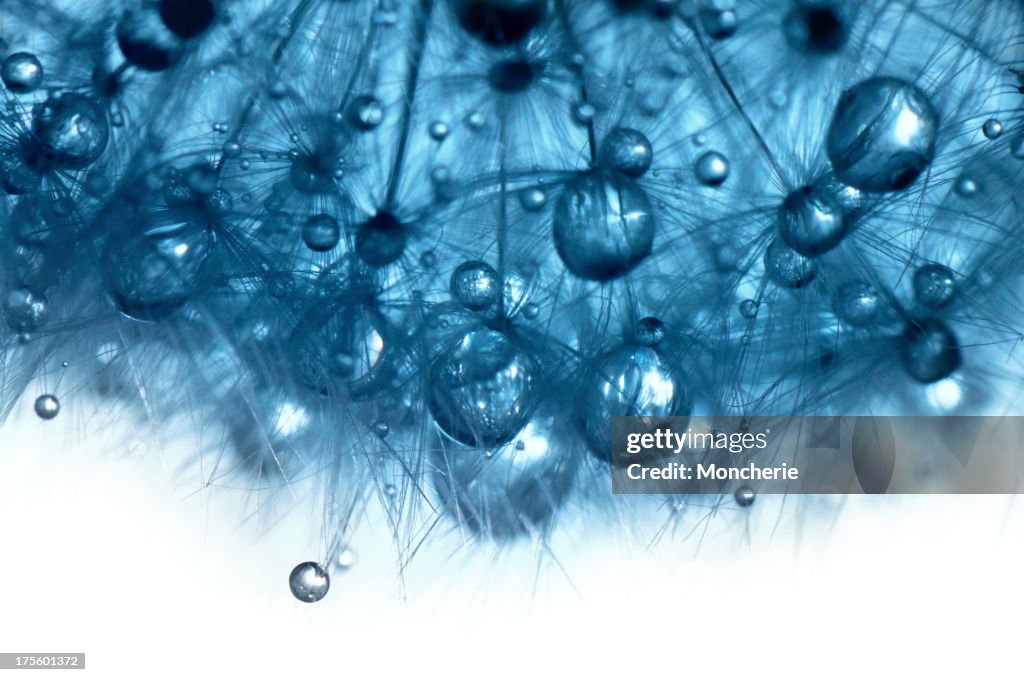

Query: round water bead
[288,561,330,603]
[735,486,756,507]
[739,299,759,319]
[335,547,357,571]
[2,52,43,93]
[833,280,881,326]
[348,95,385,131]
[778,184,849,257]
[488,58,535,93]
[117,6,185,71]
[430,411,576,539]
[912,263,956,310]
[30,94,110,169]
[291,303,392,399]
[699,6,738,39]
[635,316,665,346]
[953,175,979,198]
[428,329,538,449]
[765,239,816,289]
[783,4,847,54]
[599,127,653,177]
[3,288,48,332]
[101,206,217,321]
[694,150,729,186]
[34,394,60,420]
[553,171,655,281]
[302,214,340,252]
[450,260,499,311]
[159,0,216,38]
[582,344,692,461]
[451,0,547,46]
[518,186,547,212]
[900,319,961,384]
[982,118,1003,140]
[826,77,938,192]
[429,121,450,141]
[356,211,407,266]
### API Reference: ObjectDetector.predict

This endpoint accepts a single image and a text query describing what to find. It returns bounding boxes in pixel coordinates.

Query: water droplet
[901,319,960,384]
[335,547,357,570]
[30,93,110,169]
[599,127,653,177]
[778,185,849,257]
[833,281,881,326]
[553,171,655,281]
[695,150,729,186]
[428,330,538,448]
[429,120,450,141]
[34,394,60,420]
[982,118,1003,140]
[372,420,390,438]
[3,288,48,332]
[302,214,340,252]
[953,175,979,198]
[826,77,938,192]
[765,239,817,289]
[518,186,547,212]
[739,299,759,319]
[735,486,755,507]
[635,316,665,345]
[348,95,384,131]
[572,102,596,125]
[913,263,957,310]
[288,561,330,603]
[450,260,499,311]
[1,52,43,93]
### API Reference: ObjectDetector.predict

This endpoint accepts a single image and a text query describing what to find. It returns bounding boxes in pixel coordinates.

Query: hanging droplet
[635,316,665,346]
[953,175,979,198]
[833,281,882,326]
[900,319,961,384]
[429,120,450,141]
[582,344,692,461]
[1,52,44,93]
[450,260,499,311]
[739,299,759,319]
[553,171,655,281]
[982,118,1003,140]
[694,150,729,186]
[288,561,330,603]
[765,239,816,289]
[34,394,60,420]
[826,77,938,192]
[348,95,385,131]
[700,5,738,39]
[428,330,538,449]
[777,185,850,257]
[430,410,576,539]
[735,486,756,507]
[913,263,957,310]
[101,206,217,321]
[335,547,357,571]
[30,93,110,169]
[302,214,340,252]
[371,420,390,438]
[518,186,547,212]
[599,127,653,177]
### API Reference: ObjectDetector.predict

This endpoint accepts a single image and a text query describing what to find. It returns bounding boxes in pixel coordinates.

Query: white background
[1,398,1022,681]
